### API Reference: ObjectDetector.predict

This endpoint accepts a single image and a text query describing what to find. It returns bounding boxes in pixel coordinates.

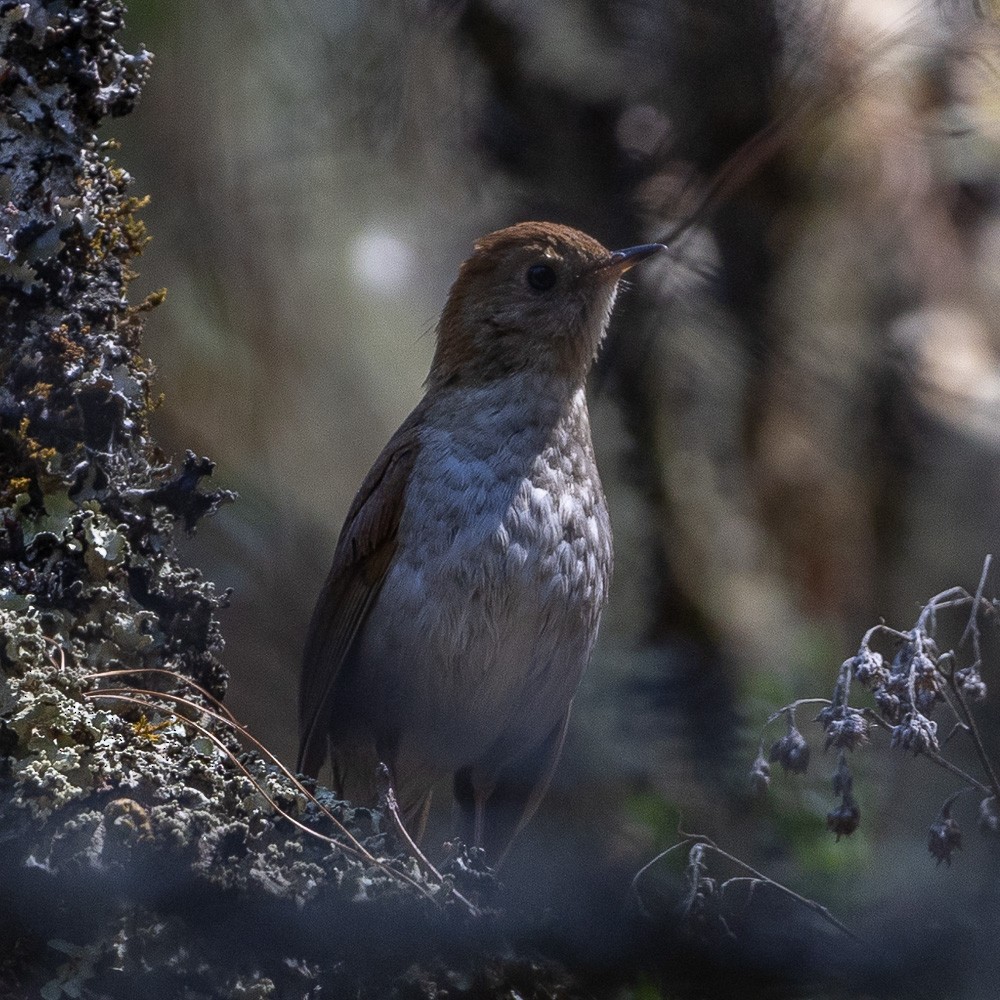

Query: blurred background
[114,0,1000,980]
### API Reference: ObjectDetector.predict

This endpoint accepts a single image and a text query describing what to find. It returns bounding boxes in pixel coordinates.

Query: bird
[297,221,665,860]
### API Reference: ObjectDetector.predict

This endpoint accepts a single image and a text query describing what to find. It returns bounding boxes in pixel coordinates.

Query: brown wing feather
[296,405,425,777]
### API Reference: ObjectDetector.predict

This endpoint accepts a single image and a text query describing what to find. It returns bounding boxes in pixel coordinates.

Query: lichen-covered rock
[0,0,231,692]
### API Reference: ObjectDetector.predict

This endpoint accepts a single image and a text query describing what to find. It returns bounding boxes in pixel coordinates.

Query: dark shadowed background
[110,0,1000,985]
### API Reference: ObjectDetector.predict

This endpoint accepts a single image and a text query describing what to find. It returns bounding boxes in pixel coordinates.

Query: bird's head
[429,221,665,389]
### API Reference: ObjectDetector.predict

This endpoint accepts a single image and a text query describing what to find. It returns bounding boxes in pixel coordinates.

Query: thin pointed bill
[598,242,668,276]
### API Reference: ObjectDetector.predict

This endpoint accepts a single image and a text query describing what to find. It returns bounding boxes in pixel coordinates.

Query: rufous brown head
[428,221,665,389]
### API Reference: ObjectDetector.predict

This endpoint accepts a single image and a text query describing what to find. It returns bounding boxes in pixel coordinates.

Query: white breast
[349,373,612,775]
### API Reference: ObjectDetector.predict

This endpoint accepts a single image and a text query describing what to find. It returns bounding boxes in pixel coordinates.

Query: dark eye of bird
[526,262,557,291]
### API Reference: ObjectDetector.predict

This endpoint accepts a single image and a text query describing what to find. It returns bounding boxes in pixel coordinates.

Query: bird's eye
[526,262,557,291]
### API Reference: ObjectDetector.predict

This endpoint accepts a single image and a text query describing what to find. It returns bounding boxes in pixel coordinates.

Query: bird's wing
[296,405,426,778]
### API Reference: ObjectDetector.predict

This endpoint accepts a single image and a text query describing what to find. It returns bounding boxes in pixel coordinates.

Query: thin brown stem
[764,698,832,728]
[81,659,483,915]
[86,666,242,724]
[85,687,480,916]
[86,692,415,882]
[916,588,970,634]
[633,833,862,945]
[959,555,992,651]
[861,707,991,796]
[379,771,479,916]
[947,678,1000,804]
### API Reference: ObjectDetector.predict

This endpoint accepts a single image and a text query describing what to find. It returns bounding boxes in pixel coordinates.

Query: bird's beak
[597,242,668,276]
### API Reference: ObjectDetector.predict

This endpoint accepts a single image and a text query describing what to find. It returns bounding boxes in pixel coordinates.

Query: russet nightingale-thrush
[298,221,664,859]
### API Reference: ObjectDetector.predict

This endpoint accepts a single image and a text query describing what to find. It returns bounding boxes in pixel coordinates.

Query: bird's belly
[337,482,610,778]
[344,551,590,771]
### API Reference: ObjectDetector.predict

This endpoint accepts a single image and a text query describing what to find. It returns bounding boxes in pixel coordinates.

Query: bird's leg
[411,789,433,844]
[493,708,570,867]
[461,708,572,867]
[453,765,493,849]
[471,773,497,848]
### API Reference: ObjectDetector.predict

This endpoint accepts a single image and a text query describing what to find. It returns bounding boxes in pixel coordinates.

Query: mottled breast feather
[339,376,612,785]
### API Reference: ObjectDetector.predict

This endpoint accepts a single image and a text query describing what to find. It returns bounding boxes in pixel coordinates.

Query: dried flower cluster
[754,562,1000,866]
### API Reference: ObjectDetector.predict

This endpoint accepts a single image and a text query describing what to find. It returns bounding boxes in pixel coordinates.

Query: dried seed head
[884,673,910,700]
[891,641,916,675]
[750,752,772,795]
[769,727,810,774]
[912,653,943,715]
[850,649,887,688]
[874,687,902,723]
[827,794,861,840]
[928,815,962,866]
[956,667,987,702]
[890,712,939,755]
[823,709,870,752]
